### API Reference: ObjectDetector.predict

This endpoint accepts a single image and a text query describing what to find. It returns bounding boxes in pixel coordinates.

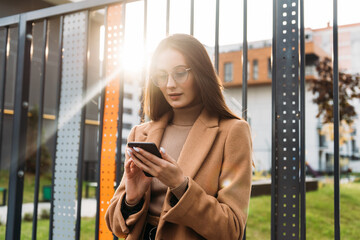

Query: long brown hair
[144,34,239,121]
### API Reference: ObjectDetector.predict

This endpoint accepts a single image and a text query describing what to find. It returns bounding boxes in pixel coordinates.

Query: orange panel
[99,4,125,239]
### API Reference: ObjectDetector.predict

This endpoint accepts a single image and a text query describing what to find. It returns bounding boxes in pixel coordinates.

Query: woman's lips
[168,93,182,100]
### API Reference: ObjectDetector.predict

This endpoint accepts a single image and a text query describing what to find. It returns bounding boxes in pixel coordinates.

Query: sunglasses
[151,66,191,87]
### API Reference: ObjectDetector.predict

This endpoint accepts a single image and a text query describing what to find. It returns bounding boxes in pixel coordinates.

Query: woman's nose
[166,75,177,88]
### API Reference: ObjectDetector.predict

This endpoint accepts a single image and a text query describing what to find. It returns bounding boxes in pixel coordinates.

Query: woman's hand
[130,147,185,189]
[124,148,152,205]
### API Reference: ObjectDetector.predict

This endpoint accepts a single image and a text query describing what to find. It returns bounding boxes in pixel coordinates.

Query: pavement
[0,198,96,224]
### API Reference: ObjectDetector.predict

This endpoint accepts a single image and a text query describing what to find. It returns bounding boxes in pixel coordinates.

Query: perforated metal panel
[98,4,124,239]
[51,11,87,240]
[274,0,300,239]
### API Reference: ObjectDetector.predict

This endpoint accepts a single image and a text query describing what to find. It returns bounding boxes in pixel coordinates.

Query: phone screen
[127,142,162,177]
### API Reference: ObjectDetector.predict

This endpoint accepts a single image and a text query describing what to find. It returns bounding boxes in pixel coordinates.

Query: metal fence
[0,0,341,239]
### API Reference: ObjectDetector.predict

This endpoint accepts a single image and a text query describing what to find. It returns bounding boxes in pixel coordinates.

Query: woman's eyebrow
[173,64,188,68]
[155,64,188,71]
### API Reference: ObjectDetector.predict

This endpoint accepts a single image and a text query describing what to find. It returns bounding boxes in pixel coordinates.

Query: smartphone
[127,142,162,177]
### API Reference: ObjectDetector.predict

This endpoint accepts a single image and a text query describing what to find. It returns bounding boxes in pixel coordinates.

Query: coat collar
[143,108,219,179]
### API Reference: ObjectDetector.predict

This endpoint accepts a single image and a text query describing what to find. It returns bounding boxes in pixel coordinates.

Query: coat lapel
[177,109,219,179]
[141,109,219,179]
[158,109,219,231]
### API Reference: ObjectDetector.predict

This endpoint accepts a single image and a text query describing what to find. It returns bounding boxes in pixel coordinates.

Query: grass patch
[0,170,52,203]
[0,217,95,240]
[0,170,97,203]
[247,182,360,239]
[2,169,359,239]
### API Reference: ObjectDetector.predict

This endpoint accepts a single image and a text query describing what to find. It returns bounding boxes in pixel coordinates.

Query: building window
[351,129,358,154]
[318,125,327,148]
[124,92,133,99]
[253,59,258,80]
[124,108,132,114]
[268,58,272,79]
[319,133,327,148]
[224,62,233,82]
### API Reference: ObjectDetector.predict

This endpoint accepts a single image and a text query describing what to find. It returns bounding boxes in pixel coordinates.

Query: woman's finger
[124,157,132,173]
[131,156,155,176]
[159,147,177,164]
[129,161,137,171]
[132,147,164,168]
[126,148,133,158]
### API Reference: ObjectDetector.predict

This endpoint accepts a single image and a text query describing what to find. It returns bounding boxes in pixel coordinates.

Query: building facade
[219,25,360,173]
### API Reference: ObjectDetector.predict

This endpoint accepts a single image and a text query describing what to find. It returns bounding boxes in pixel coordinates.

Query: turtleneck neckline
[171,103,203,126]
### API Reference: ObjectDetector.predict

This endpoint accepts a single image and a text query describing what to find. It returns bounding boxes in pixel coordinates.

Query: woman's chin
[169,102,187,109]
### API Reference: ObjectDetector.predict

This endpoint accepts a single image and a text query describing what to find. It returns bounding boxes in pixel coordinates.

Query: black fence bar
[214,0,219,72]
[75,10,90,240]
[32,18,48,240]
[0,27,9,167]
[166,0,170,36]
[271,0,277,238]
[49,15,64,240]
[242,0,248,121]
[273,0,301,239]
[95,7,108,239]
[115,2,126,187]
[190,0,194,35]
[0,15,20,27]
[242,1,248,238]
[25,0,124,22]
[299,0,306,239]
[332,0,340,239]
[0,0,129,27]
[5,15,32,240]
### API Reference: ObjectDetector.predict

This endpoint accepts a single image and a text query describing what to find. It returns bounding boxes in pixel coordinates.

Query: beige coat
[105,109,253,240]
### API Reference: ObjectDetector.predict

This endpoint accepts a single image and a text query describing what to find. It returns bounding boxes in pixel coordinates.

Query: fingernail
[133,147,140,152]
[160,147,166,153]
[127,149,132,157]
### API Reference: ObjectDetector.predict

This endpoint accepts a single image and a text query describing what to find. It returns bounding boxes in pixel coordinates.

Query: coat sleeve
[162,120,253,240]
[105,125,149,237]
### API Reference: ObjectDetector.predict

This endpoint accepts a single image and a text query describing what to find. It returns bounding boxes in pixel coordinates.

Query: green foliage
[40,209,50,220]
[23,213,33,222]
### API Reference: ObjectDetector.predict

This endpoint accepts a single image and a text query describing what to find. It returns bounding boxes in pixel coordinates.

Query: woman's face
[154,48,201,109]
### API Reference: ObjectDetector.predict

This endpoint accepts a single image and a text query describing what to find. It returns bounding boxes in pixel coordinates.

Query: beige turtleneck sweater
[148,103,203,218]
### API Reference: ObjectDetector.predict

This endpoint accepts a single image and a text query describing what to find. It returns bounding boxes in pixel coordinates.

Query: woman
[105,34,252,240]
